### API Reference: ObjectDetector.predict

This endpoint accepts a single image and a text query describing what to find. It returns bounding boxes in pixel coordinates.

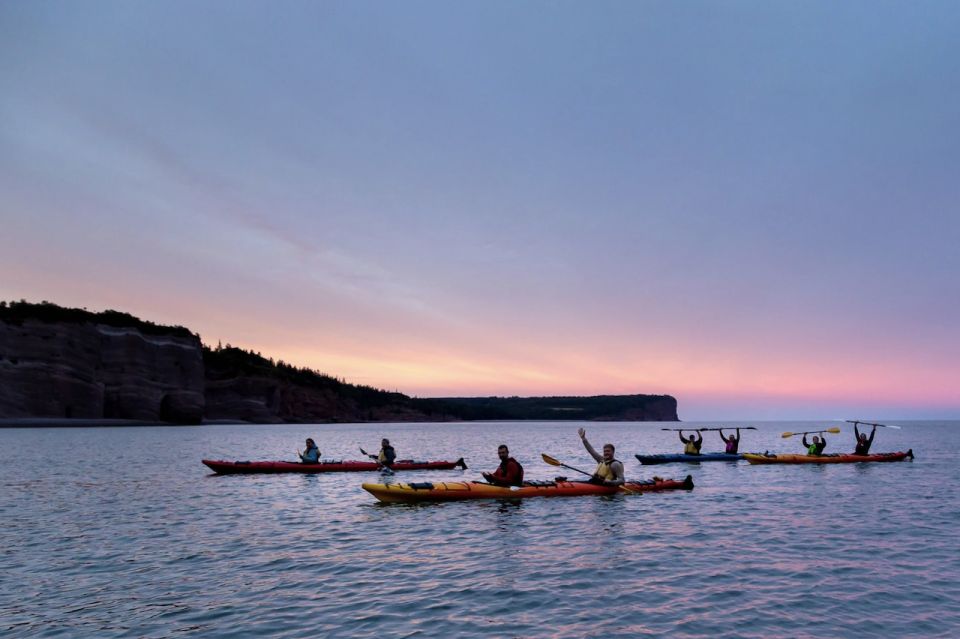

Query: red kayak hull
[202,458,467,474]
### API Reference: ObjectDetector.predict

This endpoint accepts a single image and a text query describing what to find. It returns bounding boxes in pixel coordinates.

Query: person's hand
[578,428,586,440]
[481,472,491,481]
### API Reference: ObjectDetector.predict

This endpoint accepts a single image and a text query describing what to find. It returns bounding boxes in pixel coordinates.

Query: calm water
[2,421,959,638]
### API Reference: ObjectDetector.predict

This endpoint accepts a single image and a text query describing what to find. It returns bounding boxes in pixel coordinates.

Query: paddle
[541,453,592,477]
[541,454,640,494]
[846,420,902,430]
[781,427,842,438]
[662,427,757,431]
[360,446,394,474]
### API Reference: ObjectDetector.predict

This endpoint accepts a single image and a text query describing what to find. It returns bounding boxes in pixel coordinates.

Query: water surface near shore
[2,421,958,638]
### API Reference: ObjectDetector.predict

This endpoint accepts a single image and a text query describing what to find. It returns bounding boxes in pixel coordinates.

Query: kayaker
[299,438,320,464]
[366,438,397,468]
[679,430,703,455]
[719,428,741,454]
[482,444,524,486]
[578,428,624,486]
[802,434,826,456]
[853,423,876,455]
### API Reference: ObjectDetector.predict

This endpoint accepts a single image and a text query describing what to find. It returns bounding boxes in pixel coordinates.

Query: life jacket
[684,440,701,455]
[378,446,396,465]
[725,439,738,454]
[854,439,871,456]
[595,458,620,480]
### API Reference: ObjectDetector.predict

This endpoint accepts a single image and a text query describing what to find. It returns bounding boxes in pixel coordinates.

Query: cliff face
[0,319,205,423]
[1,303,679,424]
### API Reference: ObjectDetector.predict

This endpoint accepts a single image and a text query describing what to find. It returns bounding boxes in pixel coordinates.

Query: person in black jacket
[719,428,741,454]
[365,438,397,468]
[853,423,876,455]
[802,434,826,456]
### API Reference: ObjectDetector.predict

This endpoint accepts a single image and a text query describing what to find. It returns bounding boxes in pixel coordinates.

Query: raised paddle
[781,427,842,438]
[541,454,641,494]
[541,453,592,477]
[846,420,902,430]
[662,427,757,432]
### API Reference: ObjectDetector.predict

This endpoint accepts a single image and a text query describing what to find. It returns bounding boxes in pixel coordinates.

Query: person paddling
[578,428,624,487]
[299,438,320,464]
[482,444,524,486]
[719,428,741,454]
[802,434,826,456]
[679,430,703,456]
[853,423,876,455]
[365,438,397,469]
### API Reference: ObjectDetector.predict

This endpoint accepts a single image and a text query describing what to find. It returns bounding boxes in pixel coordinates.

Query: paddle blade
[541,453,562,467]
[781,432,795,438]
[825,427,841,434]
[359,447,367,456]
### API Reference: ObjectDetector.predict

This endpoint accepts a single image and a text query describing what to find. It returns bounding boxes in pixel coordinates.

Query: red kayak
[203,458,467,474]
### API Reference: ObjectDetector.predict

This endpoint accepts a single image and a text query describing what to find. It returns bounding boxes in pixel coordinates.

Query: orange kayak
[742,450,914,465]
[362,476,694,503]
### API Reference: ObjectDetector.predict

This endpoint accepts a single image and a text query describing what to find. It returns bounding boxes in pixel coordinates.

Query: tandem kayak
[202,458,467,474]
[742,450,914,465]
[362,475,694,503]
[636,452,744,464]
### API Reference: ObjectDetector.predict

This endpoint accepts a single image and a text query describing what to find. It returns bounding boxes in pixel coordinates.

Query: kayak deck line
[742,450,914,465]
[635,452,745,464]
[202,457,467,474]
[362,476,695,503]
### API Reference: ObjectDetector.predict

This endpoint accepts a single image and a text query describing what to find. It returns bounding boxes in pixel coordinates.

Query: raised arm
[719,429,729,443]
[678,431,689,444]
[695,431,703,445]
[854,423,861,440]
[578,428,603,463]
[802,435,810,448]
[734,428,741,442]
[868,426,876,445]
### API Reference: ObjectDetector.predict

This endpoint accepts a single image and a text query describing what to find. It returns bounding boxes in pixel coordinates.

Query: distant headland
[0,301,679,425]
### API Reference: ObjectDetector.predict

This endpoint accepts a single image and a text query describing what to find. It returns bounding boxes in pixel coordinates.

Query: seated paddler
[853,423,876,456]
[679,430,703,455]
[802,434,826,456]
[578,428,624,486]
[367,438,397,468]
[299,438,320,464]
[482,444,524,486]
[719,428,741,454]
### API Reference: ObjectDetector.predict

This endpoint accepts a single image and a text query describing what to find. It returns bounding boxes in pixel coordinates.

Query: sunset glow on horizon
[2,2,958,419]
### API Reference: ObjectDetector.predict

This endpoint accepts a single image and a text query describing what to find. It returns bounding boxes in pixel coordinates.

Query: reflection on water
[1,421,959,638]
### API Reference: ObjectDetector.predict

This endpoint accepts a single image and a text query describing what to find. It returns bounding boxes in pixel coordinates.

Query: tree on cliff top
[0,300,196,338]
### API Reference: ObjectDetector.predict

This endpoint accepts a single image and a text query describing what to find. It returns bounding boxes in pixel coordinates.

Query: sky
[1,1,958,420]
